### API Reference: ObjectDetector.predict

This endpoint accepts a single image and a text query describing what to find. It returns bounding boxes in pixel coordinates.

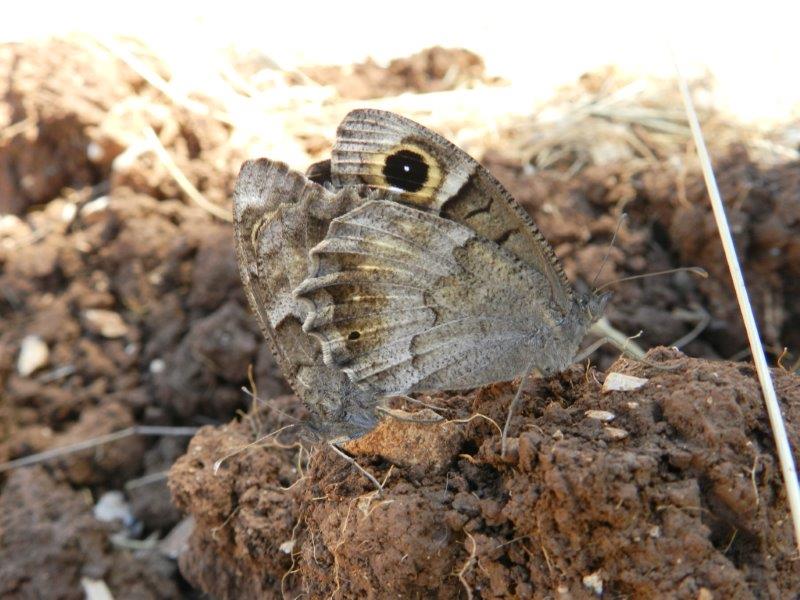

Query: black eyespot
[382,150,429,192]
[348,331,361,341]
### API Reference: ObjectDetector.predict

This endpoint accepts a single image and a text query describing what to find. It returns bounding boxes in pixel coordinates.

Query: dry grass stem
[457,531,477,600]
[212,424,296,473]
[0,425,198,473]
[676,58,800,553]
[328,443,383,493]
[144,126,232,222]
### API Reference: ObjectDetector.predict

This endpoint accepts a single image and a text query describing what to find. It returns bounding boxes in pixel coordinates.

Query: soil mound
[169,350,800,598]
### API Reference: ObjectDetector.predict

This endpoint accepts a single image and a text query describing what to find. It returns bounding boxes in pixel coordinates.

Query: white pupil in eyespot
[403,165,410,172]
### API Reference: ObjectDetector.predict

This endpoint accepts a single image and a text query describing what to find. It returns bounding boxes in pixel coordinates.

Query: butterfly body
[233,109,609,438]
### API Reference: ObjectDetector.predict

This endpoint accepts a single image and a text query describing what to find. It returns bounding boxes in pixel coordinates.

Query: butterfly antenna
[594,266,708,292]
[591,213,627,290]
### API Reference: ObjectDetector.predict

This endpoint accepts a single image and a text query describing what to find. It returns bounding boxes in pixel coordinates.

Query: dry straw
[675,59,800,552]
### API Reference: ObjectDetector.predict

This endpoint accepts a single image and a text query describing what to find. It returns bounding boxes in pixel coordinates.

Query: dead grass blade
[675,54,800,554]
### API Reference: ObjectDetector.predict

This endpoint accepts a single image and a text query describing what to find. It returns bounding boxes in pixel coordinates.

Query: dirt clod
[169,351,800,599]
[301,46,493,100]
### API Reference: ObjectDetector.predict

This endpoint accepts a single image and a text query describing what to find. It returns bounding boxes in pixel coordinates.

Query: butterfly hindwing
[294,200,586,395]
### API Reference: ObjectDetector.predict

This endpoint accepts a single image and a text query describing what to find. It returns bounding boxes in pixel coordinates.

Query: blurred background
[4,1,800,123]
[1,2,799,597]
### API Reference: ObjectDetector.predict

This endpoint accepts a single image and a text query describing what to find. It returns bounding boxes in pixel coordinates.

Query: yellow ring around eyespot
[366,143,443,207]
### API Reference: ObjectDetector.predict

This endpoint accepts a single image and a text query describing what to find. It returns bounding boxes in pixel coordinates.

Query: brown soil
[0,466,179,599]
[170,350,800,599]
[1,36,799,598]
[301,46,494,99]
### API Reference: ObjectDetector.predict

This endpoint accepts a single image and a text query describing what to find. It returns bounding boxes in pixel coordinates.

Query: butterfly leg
[375,404,444,425]
[327,442,384,494]
[575,334,684,372]
[501,360,541,458]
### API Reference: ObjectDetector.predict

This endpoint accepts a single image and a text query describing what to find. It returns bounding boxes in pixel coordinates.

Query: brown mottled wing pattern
[295,200,592,396]
[331,109,575,314]
[236,111,608,426]
[293,109,608,395]
[233,158,380,438]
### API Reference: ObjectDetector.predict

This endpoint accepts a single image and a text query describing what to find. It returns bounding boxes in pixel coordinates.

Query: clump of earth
[170,350,800,599]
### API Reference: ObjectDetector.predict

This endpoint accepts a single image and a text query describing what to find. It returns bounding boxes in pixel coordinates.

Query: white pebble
[602,372,648,393]
[81,578,114,600]
[582,570,603,595]
[94,491,134,526]
[83,309,129,338]
[604,426,629,440]
[17,335,49,376]
[585,410,616,422]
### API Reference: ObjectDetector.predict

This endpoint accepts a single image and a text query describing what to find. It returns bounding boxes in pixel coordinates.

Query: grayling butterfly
[234,109,609,438]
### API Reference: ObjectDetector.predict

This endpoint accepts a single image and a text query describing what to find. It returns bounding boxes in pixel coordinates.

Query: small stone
[160,516,195,559]
[83,309,129,338]
[649,525,661,538]
[603,372,648,392]
[17,335,49,376]
[61,202,77,223]
[81,578,114,600]
[87,141,105,162]
[582,570,603,595]
[94,491,134,527]
[0,214,25,235]
[604,426,629,440]
[585,410,615,422]
[697,588,713,600]
[279,540,296,554]
[80,196,110,225]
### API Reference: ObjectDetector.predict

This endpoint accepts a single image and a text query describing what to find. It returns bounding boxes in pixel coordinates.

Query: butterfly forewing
[331,109,575,313]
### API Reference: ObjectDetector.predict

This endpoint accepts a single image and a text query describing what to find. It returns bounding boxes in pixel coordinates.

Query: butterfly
[233,109,610,439]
